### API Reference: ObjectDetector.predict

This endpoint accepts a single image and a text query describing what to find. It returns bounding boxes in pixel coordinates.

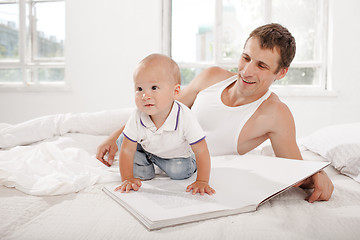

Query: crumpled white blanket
[0,109,133,195]
[0,108,133,149]
[0,141,120,195]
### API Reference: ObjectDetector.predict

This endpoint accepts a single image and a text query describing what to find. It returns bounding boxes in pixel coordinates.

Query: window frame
[0,0,66,91]
[162,0,333,96]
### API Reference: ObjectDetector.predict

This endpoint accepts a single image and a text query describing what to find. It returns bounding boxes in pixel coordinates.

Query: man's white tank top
[191,75,271,156]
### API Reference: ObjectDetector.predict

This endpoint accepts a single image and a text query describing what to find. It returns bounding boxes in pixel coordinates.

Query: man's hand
[96,138,118,167]
[115,178,142,193]
[298,170,334,203]
[186,181,216,195]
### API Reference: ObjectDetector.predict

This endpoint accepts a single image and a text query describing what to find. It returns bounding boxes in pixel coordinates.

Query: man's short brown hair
[246,23,296,73]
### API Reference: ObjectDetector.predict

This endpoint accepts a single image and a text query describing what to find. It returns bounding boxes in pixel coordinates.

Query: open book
[103,154,329,230]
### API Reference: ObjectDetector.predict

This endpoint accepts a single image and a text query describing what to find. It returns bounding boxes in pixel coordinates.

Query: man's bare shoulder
[255,93,301,159]
[259,93,295,128]
[191,66,236,92]
[237,93,295,155]
[179,66,236,108]
[261,93,291,113]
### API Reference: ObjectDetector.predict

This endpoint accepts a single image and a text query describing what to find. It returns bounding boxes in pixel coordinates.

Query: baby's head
[133,54,181,117]
[134,53,181,86]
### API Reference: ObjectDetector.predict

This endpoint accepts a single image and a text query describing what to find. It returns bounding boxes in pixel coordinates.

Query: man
[97,23,334,202]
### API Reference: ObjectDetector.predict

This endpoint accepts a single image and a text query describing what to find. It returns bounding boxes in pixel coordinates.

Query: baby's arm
[187,139,215,195]
[114,137,142,193]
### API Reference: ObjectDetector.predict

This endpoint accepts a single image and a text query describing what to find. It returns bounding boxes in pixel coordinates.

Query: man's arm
[266,101,302,159]
[177,66,235,108]
[96,125,125,166]
[266,100,334,202]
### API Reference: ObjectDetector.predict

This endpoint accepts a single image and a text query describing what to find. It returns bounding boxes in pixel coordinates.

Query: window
[0,0,65,88]
[165,0,329,91]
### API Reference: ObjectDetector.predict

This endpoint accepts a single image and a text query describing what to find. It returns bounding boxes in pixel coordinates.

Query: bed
[1,110,360,240]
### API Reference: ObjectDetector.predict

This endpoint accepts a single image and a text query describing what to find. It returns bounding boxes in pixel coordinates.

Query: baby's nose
[142,93,150,100]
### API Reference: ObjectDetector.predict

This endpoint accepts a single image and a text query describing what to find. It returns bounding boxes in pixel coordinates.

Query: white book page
[105,154,329,223]
[106,172,254,223]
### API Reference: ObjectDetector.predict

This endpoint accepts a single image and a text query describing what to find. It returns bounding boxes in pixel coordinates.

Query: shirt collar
[139,101,180,132]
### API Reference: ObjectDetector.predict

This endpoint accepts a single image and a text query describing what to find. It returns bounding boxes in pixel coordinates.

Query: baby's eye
[137,87,143,91]
[151,86,158,90]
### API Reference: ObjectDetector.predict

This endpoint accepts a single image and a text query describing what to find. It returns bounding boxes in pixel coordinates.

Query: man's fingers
[108,159,114,166]
[97,157,110,167]
[108,149,116,161]
[102,160,111,167]
[96,146,112,166]
[106,146,118,166]
[96,148,106,161]
[307,189,321,203]
[294,179,305,188]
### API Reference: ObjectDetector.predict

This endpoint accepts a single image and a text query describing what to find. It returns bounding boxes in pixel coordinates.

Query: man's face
[237,37,287,98]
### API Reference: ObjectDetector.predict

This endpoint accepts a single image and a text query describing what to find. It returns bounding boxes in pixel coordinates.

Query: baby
[115,53,215,195]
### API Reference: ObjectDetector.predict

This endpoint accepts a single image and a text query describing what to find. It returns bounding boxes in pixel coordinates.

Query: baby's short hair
[138,53,181,85]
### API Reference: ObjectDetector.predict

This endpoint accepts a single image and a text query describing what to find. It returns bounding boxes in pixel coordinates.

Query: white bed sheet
[1,112,360,239]
[0,135,359,239]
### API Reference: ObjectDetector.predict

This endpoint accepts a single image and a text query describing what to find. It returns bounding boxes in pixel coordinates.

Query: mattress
[1,112,359,240]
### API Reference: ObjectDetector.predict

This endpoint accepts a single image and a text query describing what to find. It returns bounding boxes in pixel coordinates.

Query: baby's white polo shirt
[123,101,205,159]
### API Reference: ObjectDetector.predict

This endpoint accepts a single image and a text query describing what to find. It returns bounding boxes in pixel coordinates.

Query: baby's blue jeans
[116,134,197,180]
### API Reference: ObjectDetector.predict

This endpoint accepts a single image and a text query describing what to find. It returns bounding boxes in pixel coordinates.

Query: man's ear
[174,84,181,96]
[276,68,288,80]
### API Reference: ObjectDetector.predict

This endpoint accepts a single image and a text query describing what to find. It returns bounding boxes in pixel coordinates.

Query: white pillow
[300,123,360,182]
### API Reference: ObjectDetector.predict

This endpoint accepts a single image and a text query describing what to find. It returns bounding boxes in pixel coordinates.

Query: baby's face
[133,64,179,118]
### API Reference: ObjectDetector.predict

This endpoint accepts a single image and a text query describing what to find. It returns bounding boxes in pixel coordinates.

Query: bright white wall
[1,0,360,138]
[281,0,360,137]
[0,0,162,124]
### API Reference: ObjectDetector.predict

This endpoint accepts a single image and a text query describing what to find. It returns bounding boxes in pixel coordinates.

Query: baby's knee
[166,159,195,180]
[133,163,155,180]
[132,152,155,180]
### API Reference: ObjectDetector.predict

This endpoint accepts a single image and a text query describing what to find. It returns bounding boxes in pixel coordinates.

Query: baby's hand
[186,181,216,195]
[115,178,142,193]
